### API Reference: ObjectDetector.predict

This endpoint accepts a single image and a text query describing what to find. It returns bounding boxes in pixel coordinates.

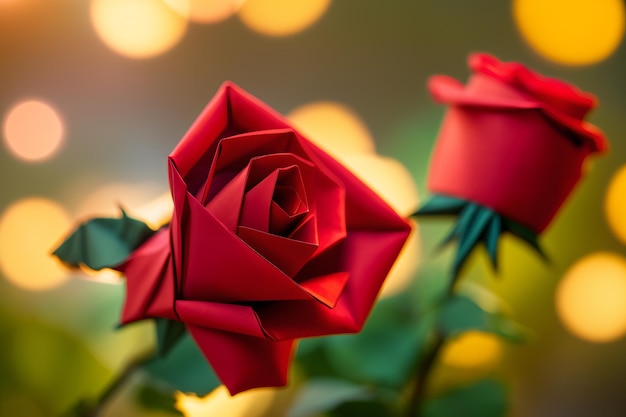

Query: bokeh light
[3,100,65,163]
[0,198,71,290]
[380,222,420,298]
[288,101,375,161]
[342,154,419,217]
[513,0,625,66]
[605,165,626,244]
[441,331,502,369]
[238,0,332,37]
[557,252,626,342]
[176,385,275,417]
[90,0,188,59]
[72,181,166,220]
[165,0,245,23]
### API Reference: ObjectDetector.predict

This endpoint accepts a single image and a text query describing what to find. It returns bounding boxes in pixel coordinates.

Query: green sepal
[421,379,508,417]
[438,294,528,344]
[53,209,156,271]
[413,195,545,277]
[414,194,467,215]
[155,319,187,358]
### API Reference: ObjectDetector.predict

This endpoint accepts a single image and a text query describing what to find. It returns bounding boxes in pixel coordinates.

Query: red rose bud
[427,53,607,233]
[116,82,411,394]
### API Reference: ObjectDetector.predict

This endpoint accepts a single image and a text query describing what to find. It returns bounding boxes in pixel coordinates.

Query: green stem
[404,330,445,417]
[404,280,459,417]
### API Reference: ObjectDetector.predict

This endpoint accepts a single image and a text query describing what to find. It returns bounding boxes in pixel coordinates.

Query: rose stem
[82,347,156,417]
[404,273,461,417]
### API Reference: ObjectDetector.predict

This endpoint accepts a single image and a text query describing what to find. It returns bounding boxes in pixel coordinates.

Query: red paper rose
[426,53,608,233]
[116,82,411,394]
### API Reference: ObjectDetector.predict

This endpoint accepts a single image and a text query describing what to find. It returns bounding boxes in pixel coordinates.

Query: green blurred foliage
[0,308,111,416]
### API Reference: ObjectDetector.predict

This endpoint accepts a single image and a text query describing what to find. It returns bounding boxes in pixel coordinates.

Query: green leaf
[155,319,186,358]
[287,379,375,417]
[438,295,528,343]
[135,384,183,416]
[0,309,112,417]
[325,295,435,388]
[142,333,220,395]
[53,209,156,270]
[421,379,507,417]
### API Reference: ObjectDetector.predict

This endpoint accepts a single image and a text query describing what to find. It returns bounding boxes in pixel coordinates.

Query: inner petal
[268,166,309,235]
[239,169,280,233]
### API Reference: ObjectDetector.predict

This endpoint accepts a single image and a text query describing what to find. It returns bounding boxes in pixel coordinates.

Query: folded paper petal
[258,228,410,340]
[427,107,588,233]
[428,53,607,152]
[118,229,178,323]
[182,192,312,303]
[176,300,265,338]
[237,226,318,277]
[186,324,294,395]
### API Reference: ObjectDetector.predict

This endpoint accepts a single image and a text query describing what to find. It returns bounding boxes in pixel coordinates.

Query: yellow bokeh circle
[3,100,65,162]
[441,331,502,369]
[605,165,626,244]
[557,252,626,342]
[342,154,419,217]
[513,0,625,66]
[288,101,376,160]
[0,198,71,290]
[90,0,188,59]
[238,0,332,37]
[176,385,275,417]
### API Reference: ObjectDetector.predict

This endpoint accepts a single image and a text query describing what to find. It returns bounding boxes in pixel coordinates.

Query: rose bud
[80,82,411,395]
[416,53,608,276]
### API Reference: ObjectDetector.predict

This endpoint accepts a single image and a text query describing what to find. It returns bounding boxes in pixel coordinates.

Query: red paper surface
[119,82,411,394]
[426,53,607,232]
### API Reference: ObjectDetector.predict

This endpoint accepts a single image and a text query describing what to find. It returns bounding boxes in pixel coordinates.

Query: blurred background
[2,0,626,416]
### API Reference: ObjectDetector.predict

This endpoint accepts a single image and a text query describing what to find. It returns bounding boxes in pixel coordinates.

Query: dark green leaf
[287,379,374,417]
[325,296,435,388]
[155,319,187,358]
[142,332,220,395]
[439,295,528,343]
[421,379,507,417]
[53,209,155,270]
[135,384,183,416]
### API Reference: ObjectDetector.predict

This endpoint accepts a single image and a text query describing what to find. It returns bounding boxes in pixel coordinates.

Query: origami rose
[116,82,411,394]
[426,53,607,233]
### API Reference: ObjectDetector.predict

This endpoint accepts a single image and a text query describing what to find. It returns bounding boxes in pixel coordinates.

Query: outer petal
[117,228,178,324]
[258,228,410,340]
[186,325,294,395]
